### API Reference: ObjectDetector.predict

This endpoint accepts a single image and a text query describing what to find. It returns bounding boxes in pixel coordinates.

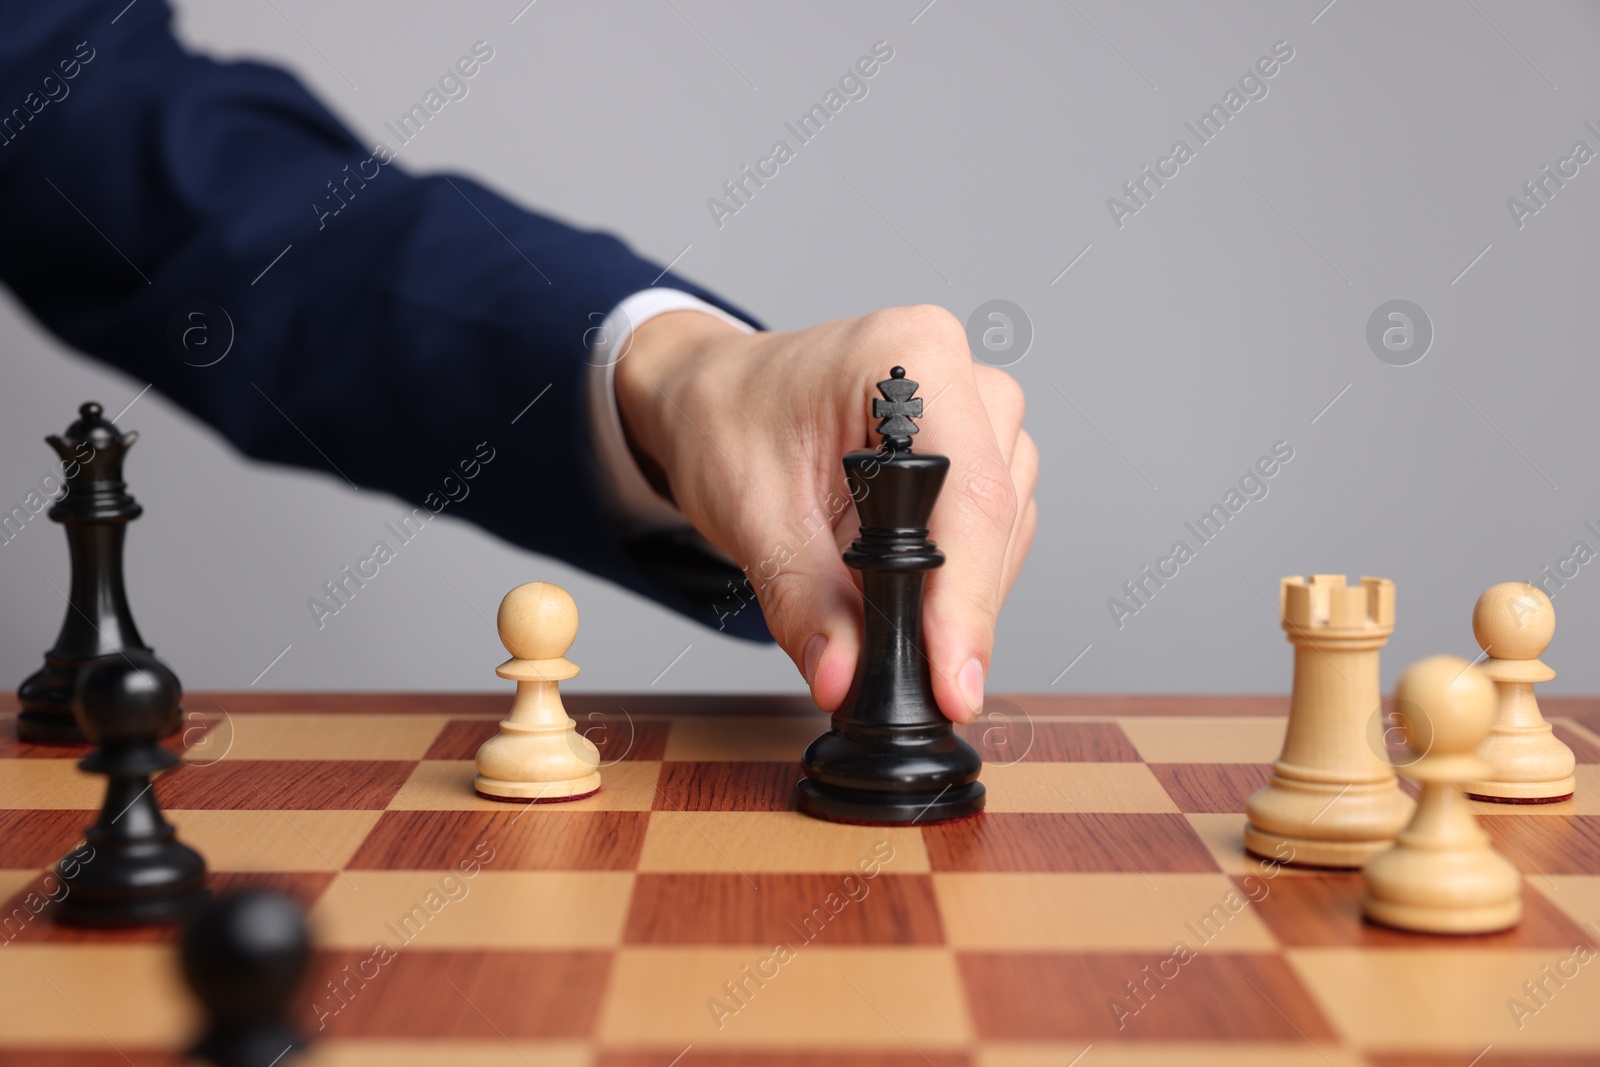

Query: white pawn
[1362,655,1521,934]
[473,583,601,802]
[1463,583,1575,803]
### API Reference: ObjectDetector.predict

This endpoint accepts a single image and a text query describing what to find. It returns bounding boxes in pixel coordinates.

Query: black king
[795,367,987,824]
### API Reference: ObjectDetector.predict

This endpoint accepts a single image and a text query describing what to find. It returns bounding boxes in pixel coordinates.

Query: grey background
[4,0,1598,697]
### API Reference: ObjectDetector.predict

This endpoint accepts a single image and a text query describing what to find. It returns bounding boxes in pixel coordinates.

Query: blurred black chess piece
[18,401,181,743]
[796,367,987,824]
[52,651,208,926]
[182,893,312,1067]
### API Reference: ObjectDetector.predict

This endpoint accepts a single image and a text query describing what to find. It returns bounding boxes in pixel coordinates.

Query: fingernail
[804,634,827,687]
[958,656,985,717]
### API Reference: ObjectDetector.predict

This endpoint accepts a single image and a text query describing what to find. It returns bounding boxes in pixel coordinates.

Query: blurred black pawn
[19,401,182,742]
[52,650,208,926]
[182,893,312,1067]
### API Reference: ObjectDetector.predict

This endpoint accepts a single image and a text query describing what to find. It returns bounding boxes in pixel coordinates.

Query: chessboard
[3,691,1599,1066]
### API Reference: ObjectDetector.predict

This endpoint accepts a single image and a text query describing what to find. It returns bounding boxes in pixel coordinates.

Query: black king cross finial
[873,366,922,452]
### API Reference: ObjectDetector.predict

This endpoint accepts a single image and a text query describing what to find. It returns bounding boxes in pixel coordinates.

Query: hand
[614,305,1037,723]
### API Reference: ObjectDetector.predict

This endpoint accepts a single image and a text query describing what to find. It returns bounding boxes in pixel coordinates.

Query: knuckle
[860,305,968,359]
[901,303,966,341]
[960,456,1020,533]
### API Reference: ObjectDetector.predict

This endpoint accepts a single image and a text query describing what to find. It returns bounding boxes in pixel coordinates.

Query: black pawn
[796,367,986,824]
[182,893,312,1067]
[52,651,208,926]
[19,401,181,743]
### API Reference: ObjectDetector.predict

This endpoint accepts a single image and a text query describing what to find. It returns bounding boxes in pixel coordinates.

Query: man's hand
[614,305,1037,724]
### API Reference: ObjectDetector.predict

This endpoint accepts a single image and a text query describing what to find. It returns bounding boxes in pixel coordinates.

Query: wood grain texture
[923,813,1221,873]
[348,810,649,870]
[959,950,1338,1040]
[1482,814,1600,874]
[0,808,90,866]
[598,1054,972,1067]
[181,692,505,716]
[0,1053,178,1066]
[1554,722,1600,763]
[425,717,669,762]
[304,948,611,1038]
[5,694,1600,1062]
[1235,873,1589,948]
[1004,694,1294,717]
[0,712,209,759]
[955,719,1141,762]
[2,871,334,945]
[1150,764,1275,813]
[153,759,416,810]
[622,873,944,945]
[1367,1056,1600,1067]
[653,761,799,812]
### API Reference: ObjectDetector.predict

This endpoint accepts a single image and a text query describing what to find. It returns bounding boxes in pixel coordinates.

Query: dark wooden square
[959,950,1337,1040]
[653,761,798,812]
[923,813,1219,873]
[348,810,648,870]
[623,873,944,945]
[1149,763,1273,813]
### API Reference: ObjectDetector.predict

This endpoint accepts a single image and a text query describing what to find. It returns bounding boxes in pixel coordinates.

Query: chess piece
[1245,575,1414,868]
[52,650,208,926]
[1363,655,1523,933]
[1462,583,1575,802]
[473,582,602,801]
[18,402,181,743]
[796,367,986,824]
[182,892,312,1067]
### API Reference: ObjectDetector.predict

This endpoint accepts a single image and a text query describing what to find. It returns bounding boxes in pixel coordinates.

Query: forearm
[0,0,762,613]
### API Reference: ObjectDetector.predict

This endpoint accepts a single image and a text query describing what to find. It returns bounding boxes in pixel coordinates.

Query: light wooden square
[1119,718,1287,763]
[599,946,969,1046]
[305,1042,591,1067]
[981,762,1179,813]
[166,810,381,872]
[311,871,633,948]
[0,870,41,902]
[638,811,929,873]
[0,945,191,1044]
[0,870,58,944]
[182,713,448,762]
[1288,947,1600,1048]
[1538,875,1600,934]
[387,760,660,811]
[976,1043,1366,1066]
[662,715,830,761]
[936,873,1278,950]
[0,760,99,809]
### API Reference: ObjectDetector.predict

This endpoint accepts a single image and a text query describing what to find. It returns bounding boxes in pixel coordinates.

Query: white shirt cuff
[586,289,755,536]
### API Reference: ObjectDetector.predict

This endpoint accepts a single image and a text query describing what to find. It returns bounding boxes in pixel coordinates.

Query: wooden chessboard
[3,692,1599,1066]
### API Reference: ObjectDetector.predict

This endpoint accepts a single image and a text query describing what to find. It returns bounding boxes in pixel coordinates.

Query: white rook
[1245,574,1413,868]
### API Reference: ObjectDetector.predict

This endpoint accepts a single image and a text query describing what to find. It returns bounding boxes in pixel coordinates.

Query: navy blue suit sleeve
[0,0,772,641]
